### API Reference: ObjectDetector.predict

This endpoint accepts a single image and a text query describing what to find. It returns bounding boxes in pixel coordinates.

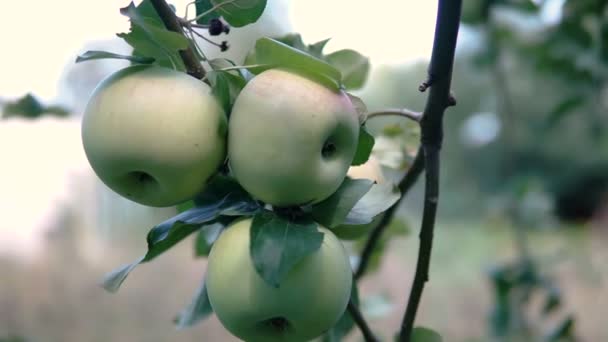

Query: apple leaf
[75,50,155,64]
[249,37,342,91]
[174,276,213,329]
[323,281,359,342]
[325,49,370,90]
[348,93,368,124]
[207,69,247,115]
[117,1,188,71]
[250,210,324,288]
[312,178,374,228]
[411,327,443,342]
[308,38,331,58]
[343,183,401,225]
[211,0,267,27]
[101,176,261,293]
[194,217,234,257]
[351,125,375,166]
[194,0,215,24]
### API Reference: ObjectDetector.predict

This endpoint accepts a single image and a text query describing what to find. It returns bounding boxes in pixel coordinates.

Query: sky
[0,0,438,103]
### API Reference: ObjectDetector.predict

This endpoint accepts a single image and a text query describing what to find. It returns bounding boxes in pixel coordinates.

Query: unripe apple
[228,68,360,207]
[81,65,227,207]
[206,219,353,342]
[332,156,386,240]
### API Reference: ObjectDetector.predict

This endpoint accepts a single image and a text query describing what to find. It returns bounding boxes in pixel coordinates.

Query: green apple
[81,65,227,207]
[331,156,386,240]
[206,218,353,342]
[228,68,360,207]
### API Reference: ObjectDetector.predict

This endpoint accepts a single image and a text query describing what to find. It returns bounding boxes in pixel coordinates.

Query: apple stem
[149,0,207,80]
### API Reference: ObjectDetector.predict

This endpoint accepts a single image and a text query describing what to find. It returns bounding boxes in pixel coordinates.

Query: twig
[367,108,423,122]
[347,299,378,342]
[150,0,206,79]
[354,147,426,280]
[398,1,462,341]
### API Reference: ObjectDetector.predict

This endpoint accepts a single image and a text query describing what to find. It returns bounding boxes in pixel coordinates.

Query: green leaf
[100,256,145,293]
[194,217,234,257]
[325,49,370,90]
[274,33,307,51]
[312,178,374,228]
[344,183,400,225]
[544,96,584,130]
[323,281,359,341]
[308,38,331,58]
[411,327,443,342]
[251,37,342,91]
[211,0,267,27]
[351,126,375,166]
[174,277,213,328]
[75,50,155,64]
[194,0,215,24]
[348,93,368,125]
[176,200,195,213]
[207,69,247,115]
[118,1,188,71]
[101,176,261,292]
[249,210,324,288]
[544,315,576,342]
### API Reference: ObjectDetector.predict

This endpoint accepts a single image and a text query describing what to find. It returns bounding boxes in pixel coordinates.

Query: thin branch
[149,0,206,79]
[347,299,378,342]
[354,147,425,280]
[398,0,462,341]
[367,108,423,122]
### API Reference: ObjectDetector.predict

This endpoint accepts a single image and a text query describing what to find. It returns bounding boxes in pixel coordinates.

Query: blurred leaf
[174,277,213,328]
[352,126,375,166]
[250,210,324,288]
[544,315,576,342]
[118,1,188,71]
[308,38,331,58]
[411,327,443,342]
[323,282,359,342]
[211,0,267,27]
[207,68,247,115]
[343,183,401,225]
[194,0,215,24]
[325,49,370,90]
[544,96,584,130]
[312,178,374,228]
[2,93,69,119]
[100,256,145,293]
[176,200,195,213]
[542,287,562,315]
[75,50,155,64]
[274,33,307,51]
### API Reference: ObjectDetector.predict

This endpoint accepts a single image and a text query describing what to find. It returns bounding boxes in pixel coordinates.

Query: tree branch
[150,0,206,79]
[398,1,462,341]
[347,299,378,342]
[367,108,422,122]
[354,147,425,280]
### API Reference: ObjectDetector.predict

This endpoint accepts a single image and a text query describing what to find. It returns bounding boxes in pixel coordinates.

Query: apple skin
[331,156,386,240]
[228,68,360,207]
[206,218,353,342]
[81,65,227,207]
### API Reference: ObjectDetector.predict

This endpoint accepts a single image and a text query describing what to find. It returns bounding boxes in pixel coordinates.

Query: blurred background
[1,0,606,341]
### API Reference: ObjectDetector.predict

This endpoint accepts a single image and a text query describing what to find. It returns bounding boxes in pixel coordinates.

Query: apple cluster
[81,65,380,341]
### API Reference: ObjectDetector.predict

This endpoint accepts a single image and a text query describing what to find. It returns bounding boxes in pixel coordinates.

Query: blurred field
[1,217,606,342]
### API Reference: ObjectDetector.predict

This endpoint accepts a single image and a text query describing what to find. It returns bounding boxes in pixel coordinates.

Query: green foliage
[343,183,401,225]
[411,327,443,342]
[323,282,359,341]
[2,93,69,119]
[210,0,267,27]
[352,126,376,166]
[118,1,189,71]
[174,277,213,328]
[101,175,261,292]
[249,210,324,288]
[312,178,374,228]
[75,50,155,64]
